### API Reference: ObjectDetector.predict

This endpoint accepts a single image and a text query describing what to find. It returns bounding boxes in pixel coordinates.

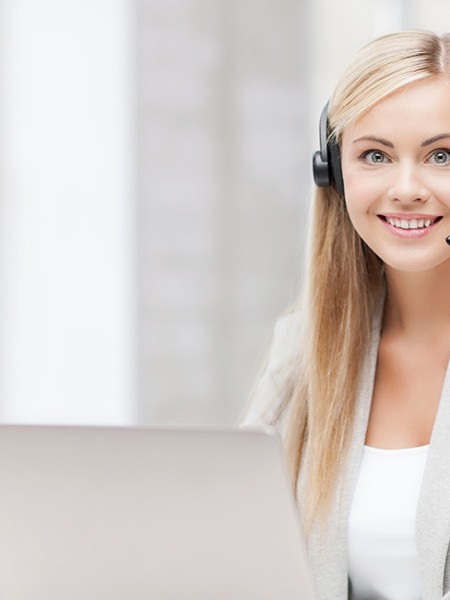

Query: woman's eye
[429,149,450,165]
[361,150,389,164]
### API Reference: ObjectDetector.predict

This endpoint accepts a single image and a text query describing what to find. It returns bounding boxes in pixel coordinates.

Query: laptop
[0,424,317,599]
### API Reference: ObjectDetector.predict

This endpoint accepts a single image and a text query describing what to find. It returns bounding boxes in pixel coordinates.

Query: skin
[341,76,450,448]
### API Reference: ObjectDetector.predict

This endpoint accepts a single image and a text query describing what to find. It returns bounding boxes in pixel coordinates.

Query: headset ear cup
[312,150,331,187]
[329,141,344,196]
[312,103,345,196]
[312,104,332,188]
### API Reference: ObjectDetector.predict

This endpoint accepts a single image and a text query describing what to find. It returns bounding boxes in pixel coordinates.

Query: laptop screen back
[0,425,317,600]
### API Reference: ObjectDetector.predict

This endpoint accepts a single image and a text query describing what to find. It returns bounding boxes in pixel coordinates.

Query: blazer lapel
[416,357,450,600]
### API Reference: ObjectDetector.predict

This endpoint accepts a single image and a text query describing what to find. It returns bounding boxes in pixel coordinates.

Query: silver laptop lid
[0,424,317,600]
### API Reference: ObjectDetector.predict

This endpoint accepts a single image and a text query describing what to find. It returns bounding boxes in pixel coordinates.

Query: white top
[348,444,429,600]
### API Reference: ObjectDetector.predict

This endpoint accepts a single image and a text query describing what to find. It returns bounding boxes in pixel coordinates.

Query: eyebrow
[352,133,450,148]
[352,136,393,147]
[421,133,450,146]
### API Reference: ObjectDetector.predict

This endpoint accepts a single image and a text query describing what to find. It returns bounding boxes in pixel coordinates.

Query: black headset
[312,103,345,196]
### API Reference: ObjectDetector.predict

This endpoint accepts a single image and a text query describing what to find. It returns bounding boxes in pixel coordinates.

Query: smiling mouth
[378,215,443,230]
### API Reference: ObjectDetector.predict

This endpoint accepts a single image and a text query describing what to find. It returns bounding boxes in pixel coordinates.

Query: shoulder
[239,310,303,432]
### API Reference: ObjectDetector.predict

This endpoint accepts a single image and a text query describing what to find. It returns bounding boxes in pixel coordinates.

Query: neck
[383,259,450,338]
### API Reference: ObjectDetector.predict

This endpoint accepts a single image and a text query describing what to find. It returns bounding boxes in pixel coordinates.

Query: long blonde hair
[281,30,450,532]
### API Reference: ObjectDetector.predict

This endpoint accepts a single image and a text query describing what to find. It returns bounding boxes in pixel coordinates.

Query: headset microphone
[446,236,450,246]
[312,103,345,196]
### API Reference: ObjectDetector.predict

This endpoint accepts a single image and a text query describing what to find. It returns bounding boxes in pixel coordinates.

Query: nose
[387,163,430,203]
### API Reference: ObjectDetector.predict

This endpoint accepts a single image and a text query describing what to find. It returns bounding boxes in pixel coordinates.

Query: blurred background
[0,0,448,426]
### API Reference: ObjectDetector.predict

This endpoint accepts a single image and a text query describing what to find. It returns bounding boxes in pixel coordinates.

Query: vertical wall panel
[136,0,310,424]
[0,0,135,424]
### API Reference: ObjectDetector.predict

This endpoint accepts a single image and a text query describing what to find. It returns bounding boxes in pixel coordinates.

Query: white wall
[404,0,450,31]
[309,0,407,141]
[0,0,135,424]
[2,0,450,427]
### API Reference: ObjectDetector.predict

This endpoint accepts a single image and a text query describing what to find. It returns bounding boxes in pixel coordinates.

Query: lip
[377,214,443,239]
[378,212,442,220]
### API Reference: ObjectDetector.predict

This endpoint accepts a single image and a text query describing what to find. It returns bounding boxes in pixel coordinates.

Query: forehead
[342,76,450,144]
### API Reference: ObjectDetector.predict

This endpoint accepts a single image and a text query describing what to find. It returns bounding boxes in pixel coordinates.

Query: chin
[381,253,450,274]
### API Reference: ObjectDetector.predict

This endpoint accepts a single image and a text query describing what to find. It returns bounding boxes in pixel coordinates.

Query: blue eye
[361,150,389,164]
[429,149,450,165]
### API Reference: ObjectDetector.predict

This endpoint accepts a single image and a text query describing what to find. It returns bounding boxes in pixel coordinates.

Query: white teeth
[386,217,435,229]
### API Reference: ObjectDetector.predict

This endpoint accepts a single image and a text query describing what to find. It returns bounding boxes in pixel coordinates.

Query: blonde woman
[242,30,450,600]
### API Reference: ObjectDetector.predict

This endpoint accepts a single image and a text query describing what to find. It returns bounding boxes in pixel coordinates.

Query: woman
[242,30,450,600]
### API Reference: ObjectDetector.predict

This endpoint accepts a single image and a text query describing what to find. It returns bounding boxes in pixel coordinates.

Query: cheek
[343,168,384,222]
[343,179,372,224]
[344,203,368,241]
[344,167,382,199]
[430,180,450,208]
[343,181,380,248]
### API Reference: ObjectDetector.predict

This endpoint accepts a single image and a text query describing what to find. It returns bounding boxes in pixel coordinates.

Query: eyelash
[428,149,450,165]
[359,150,390,164]
[358,148,450,166]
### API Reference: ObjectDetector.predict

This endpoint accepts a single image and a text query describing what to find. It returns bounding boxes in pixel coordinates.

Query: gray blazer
[241,314,450,600]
